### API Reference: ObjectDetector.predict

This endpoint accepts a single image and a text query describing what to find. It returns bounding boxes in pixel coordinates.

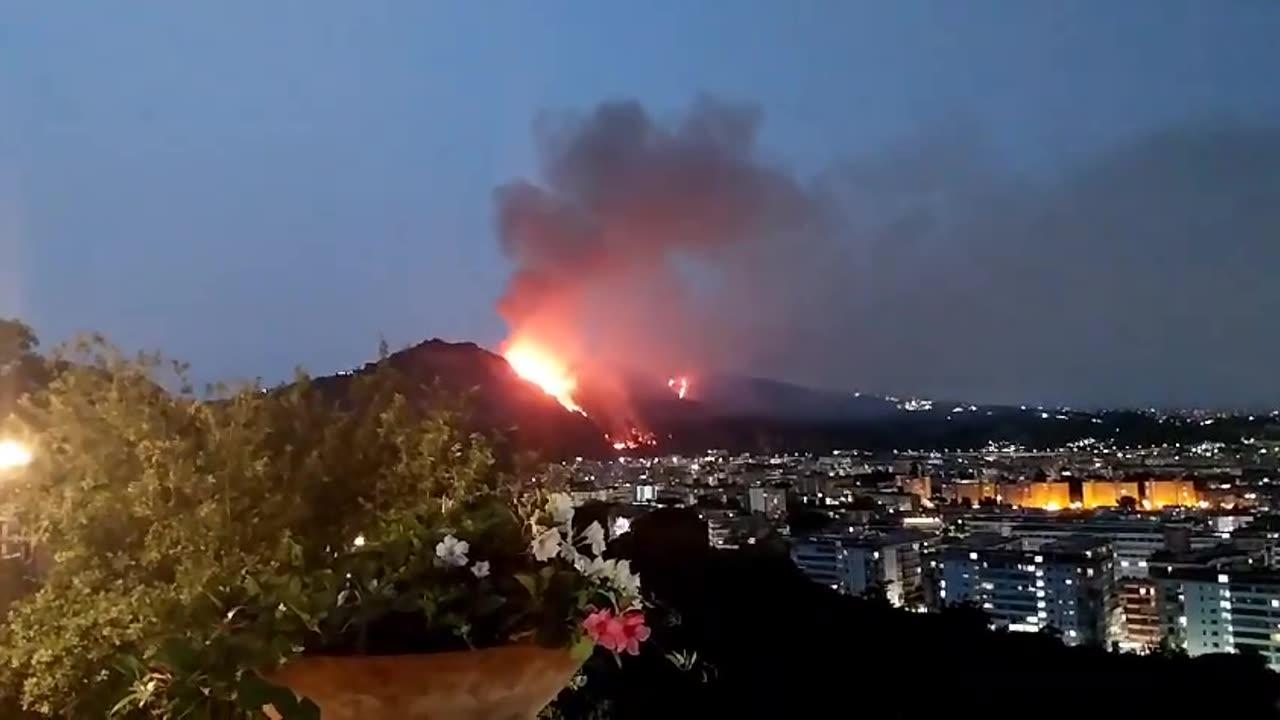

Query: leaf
[474,593,506,616]
[240,674,320,720]
[571,634,596,663]
[515,572,540,599]
[293,697,322,720]
[157,637,200,673]
[235,673,276,710]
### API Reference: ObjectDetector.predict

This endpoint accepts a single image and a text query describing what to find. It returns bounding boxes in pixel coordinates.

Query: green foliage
[0,334,548,718]
[0,319,38,366]
[0,318,48,416]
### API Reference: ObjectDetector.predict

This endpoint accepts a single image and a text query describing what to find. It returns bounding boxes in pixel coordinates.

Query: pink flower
[583,609,615,649]
[618,611,651,655]
[583,609,651,655]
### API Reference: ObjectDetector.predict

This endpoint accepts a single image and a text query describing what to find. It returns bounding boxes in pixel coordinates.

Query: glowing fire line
[503,339,585,415]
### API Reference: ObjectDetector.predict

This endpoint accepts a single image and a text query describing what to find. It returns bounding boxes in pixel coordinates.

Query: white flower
[546,493,574,526]
[609,559,642,603]
[531,527,562,562]
[576,555,609,578]
[435,534,470,568]
[470,561,491,579]
[581,521,606,556]
[559,540,581,565]
[572,555,641,604]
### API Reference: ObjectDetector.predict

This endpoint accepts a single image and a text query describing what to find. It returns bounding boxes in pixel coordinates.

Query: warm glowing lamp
[0,440,33,471]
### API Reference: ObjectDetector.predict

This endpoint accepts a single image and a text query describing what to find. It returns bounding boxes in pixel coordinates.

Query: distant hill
[311,339,1280,459]
[5,329,1275,460]
[680,375,901,421]
[312,339,611,459]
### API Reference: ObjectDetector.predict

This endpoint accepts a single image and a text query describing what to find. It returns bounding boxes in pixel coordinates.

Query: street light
[0,439,33,471]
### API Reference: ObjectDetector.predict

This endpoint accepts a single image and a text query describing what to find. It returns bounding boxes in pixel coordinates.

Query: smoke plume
[494,97,826,382]
[496,98,1280,409]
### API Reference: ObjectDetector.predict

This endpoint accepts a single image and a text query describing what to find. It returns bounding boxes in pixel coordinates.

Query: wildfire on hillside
[606,427,658,452]
[502,336,584,415]
[500,334,677,454]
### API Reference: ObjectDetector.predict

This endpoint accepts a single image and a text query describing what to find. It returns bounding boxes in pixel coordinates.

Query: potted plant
[255,491,648,720]
[0,336,647,719]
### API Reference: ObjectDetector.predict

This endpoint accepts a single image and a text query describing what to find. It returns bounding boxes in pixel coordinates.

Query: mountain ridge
[322,339,1278,459]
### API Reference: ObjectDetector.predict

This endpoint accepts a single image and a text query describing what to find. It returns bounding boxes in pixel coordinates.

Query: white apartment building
[748,486,787,519]
[791,531,928,607]
[963,516,1218,579]
[1154,565,1280,669]
[937,533,1115,645]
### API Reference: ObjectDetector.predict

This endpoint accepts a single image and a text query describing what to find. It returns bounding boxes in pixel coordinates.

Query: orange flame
[503,338,584,414]
[606,428,657,452]
[667,375,690,400]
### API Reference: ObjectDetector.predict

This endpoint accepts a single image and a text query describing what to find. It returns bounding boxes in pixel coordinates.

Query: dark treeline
[557,508,1280,719]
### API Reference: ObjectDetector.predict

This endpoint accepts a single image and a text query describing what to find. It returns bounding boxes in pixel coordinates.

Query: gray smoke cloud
[495,98,1280,410]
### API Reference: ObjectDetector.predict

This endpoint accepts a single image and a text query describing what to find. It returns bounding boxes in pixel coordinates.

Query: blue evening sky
[2,1,1278,386]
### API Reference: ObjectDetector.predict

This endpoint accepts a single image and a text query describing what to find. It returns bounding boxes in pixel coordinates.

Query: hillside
[314,339,1280,459]
[311,339,612,459]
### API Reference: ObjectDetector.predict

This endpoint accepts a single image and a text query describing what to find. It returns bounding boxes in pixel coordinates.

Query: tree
[0,335,508,717]
[0,319,47,416]
[0,319,38,367]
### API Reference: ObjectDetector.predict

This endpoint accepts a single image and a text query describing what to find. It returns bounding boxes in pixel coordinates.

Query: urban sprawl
[561,436,1280,664]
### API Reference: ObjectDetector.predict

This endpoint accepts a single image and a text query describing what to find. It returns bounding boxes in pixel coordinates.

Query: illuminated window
[1218,574,1230,584]
[969,552,979,561]
[1034,555,1044,563]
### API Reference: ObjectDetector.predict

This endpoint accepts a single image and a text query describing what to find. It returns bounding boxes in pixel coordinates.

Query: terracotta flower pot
[264,645,583,720]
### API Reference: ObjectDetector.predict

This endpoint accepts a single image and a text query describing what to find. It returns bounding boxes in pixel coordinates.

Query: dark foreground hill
[552,508,1280,719]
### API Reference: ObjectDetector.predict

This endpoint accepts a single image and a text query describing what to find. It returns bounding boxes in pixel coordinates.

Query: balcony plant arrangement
[0,337,647,719]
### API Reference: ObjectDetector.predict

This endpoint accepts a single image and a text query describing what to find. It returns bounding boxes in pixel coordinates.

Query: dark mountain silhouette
[6,332,1274,460]
[308,339,1279,460]
[689,374,901,420]
[311,339,611,459]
